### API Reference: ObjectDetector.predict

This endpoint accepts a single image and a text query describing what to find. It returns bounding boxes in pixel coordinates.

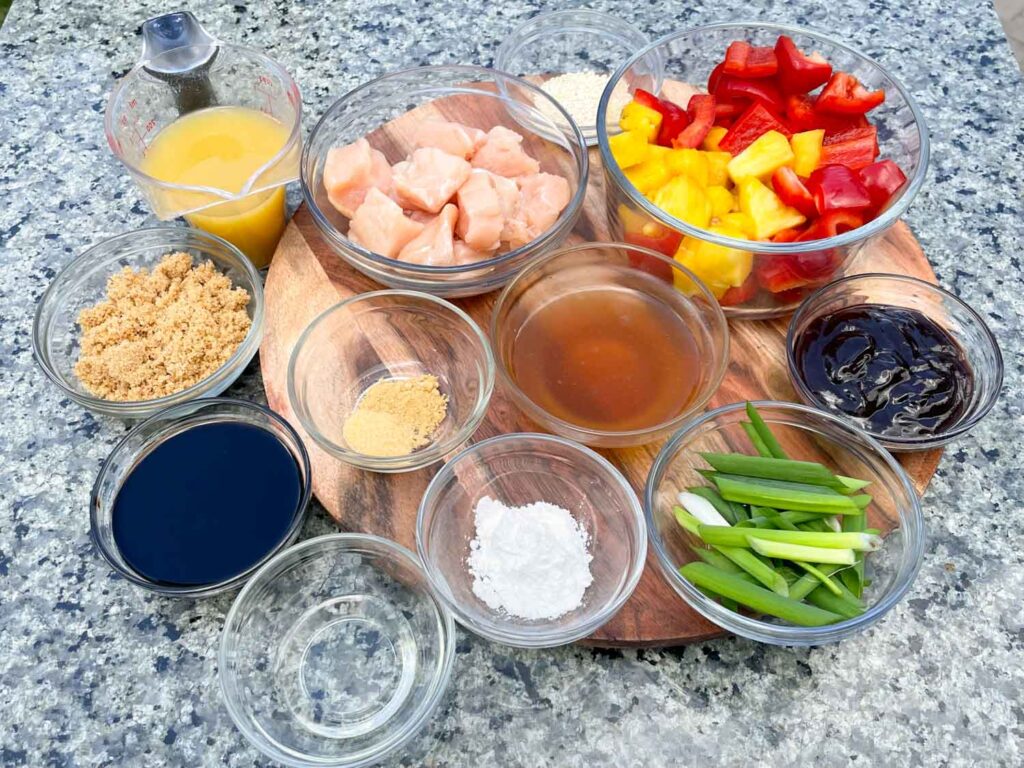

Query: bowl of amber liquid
[491,242,729,447]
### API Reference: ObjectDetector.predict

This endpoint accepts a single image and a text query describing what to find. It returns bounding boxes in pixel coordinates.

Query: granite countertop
[1,1,1022,765]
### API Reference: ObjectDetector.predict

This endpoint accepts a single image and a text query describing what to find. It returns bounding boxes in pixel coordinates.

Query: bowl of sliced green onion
[645,401,925,646]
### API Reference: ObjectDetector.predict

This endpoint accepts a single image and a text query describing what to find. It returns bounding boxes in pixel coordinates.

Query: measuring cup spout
[140,11,219,114]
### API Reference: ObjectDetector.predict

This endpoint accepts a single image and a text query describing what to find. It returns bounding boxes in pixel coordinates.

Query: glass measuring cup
[104,12,302,268]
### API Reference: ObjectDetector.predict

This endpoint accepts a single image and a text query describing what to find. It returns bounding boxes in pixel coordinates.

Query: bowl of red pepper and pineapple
[597,22,929,319]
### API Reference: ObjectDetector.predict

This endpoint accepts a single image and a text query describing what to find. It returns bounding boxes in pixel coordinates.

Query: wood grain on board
[259,95,941,646]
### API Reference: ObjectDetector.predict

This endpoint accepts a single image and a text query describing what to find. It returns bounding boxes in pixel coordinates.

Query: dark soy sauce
[112,421,302,586]
[794,304,973,438]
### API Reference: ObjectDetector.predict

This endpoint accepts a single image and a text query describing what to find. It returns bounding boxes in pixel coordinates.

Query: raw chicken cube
[455,170,506,251]
[348,188,424,258]
[398,204,459,266]
[414,120,487,160]
[323,138,393,218]
[471,126,541,177]
[392,147,472,214]
[453,240,498,266]
[501,172,572,248]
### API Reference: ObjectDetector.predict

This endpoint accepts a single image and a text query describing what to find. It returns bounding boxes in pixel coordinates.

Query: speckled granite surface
[1,1,1022,766]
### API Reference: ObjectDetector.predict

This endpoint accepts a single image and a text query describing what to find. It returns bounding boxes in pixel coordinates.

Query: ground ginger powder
[74,252,251,401]
[343,374,449,457]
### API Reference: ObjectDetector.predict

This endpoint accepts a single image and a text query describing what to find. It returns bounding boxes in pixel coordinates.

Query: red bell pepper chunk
[718,102,792,154]
[624,231,681,283]
[723,41,779,78]
[858,159,908,211]
[623,228,682,259]
[771,226,806,243]
[713,74,785,114]
[708,62,726,94]
[818,128,879,170]
[785,94,870,134]
[815,72,885,115]
[715,97,746,122]
[823,123,876,146]
[807,165,872,213]
[771,166,818,218]
[672,94,716,148]
[795,209,866,241]
[719,274,758,306]
[774,35,833,94]
[656,101,690,147]
[755,255,811,293]
[631,88,691,147]
[755,246,846,293]
[633,88,664,112]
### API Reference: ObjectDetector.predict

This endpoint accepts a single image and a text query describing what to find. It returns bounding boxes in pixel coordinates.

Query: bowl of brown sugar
[288,290,494,473]
[33,227,264,419]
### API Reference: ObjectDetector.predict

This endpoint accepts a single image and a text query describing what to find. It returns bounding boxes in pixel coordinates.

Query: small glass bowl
[494,9,660,145]
[219,533,456,768]
[90,398,311,597]
[416,433,647,648]
[598,22,930,318]
[32,227,265,419]
[786,273,1003,451]
[288,290,495,473]
[301,64,588,298]
[490,242,729,448]
[646,401,925,646]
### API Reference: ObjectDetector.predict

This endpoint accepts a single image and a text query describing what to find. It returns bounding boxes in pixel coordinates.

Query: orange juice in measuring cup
[105,12,302,268]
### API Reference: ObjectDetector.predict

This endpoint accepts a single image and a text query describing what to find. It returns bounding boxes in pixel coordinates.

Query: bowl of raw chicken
[302,65,590,298]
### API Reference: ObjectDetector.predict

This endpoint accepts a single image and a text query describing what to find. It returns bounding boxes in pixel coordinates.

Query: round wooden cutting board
[259,117,941,648]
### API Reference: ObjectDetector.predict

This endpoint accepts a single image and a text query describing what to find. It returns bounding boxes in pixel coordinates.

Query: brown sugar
[74,252,252,401]
[342,374,449,457]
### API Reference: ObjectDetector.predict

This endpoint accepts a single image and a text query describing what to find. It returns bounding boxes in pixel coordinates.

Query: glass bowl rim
[218,531,457,768]
[596,20,931,253]
[644,399,926,643]
[286,288,496,472]
[89,396,312,597]
[31,226,266,417]
[489,241,730,441]
[300,63,589,276]
[415,431,648,648]
[785,271,1004,448]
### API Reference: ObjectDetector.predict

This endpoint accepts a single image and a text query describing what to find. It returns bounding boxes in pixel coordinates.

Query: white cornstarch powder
[468,496,593,620]
[538,72,630,129]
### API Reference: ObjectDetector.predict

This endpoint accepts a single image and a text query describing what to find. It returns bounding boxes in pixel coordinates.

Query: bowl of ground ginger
[33,227,264,418]
[288,290,494,472]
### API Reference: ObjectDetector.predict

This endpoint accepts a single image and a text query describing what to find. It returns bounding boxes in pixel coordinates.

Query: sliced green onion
[677,491,730,526]
[680,563,844,626]
[712,474,862,514]
[747,510,827,528]
[741,420,772,458]
[748,537,856,565]
[754,506,800,531]
[841,511,867,598]
[686,486,740,525]
[675,508,789,595]
[745,402,788,459]
[700,453,848,490]
[696,525,882,551]
[690,546,747,576]
[836,475,872,493]
[794,562,844,595]
[789,564,842,601]
[805,585,865,619]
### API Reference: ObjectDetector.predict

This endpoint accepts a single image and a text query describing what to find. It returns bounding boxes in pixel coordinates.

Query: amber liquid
[509,287,702,432]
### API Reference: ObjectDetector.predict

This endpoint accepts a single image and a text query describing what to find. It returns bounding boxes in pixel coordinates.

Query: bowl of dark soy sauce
[91,398,311,597]
[786,273,1002,451]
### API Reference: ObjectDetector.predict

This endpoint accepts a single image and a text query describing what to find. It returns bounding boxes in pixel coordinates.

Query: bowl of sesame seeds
[495,10,663,146]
